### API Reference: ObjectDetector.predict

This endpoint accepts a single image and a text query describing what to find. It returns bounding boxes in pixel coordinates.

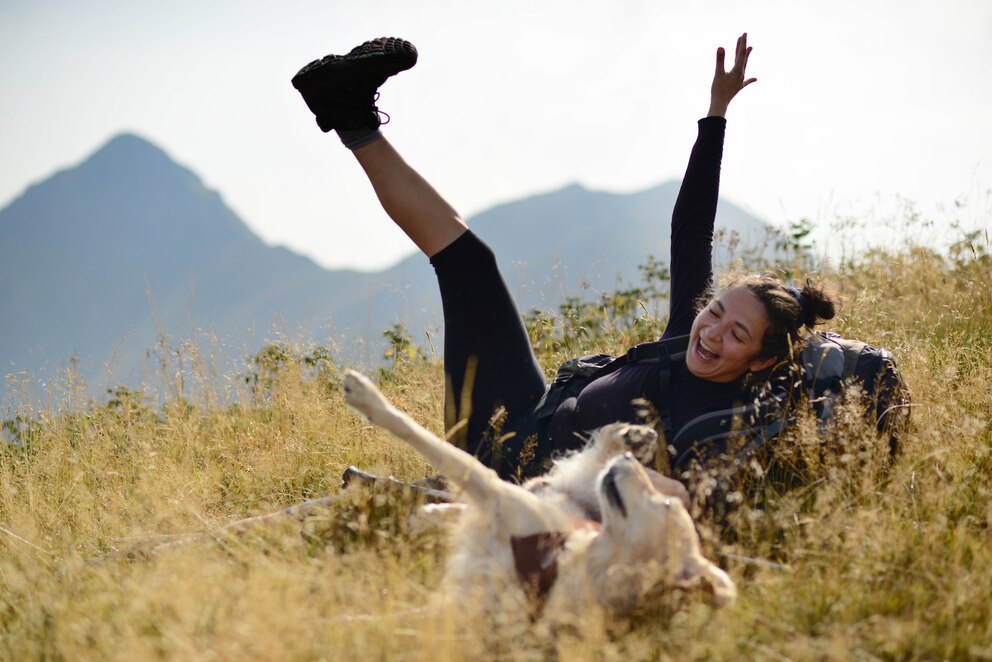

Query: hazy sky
[2,0,990,270]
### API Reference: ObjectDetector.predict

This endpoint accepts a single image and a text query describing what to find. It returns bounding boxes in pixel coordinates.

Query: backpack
[533,331,910,466]
[799,332,910,455]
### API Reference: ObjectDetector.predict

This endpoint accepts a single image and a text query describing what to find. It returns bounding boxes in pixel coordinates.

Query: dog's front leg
[343,370,571,535]
[343,370,504,505]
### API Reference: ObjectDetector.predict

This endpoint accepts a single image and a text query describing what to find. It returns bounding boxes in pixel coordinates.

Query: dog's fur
[343,370,736,619]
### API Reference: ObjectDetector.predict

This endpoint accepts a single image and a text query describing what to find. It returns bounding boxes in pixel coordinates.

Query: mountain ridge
[0,132,778,400]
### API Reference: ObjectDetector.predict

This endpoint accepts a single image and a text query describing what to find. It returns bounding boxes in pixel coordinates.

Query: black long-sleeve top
[546,116,746,456]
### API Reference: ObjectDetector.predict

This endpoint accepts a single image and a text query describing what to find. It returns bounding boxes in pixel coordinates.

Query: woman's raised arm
[664,34,757,338]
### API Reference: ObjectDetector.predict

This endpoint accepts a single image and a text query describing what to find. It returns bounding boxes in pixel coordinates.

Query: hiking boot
[291,37,418,132]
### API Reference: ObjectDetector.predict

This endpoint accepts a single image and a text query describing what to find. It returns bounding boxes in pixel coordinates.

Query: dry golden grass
[2,230,991,660]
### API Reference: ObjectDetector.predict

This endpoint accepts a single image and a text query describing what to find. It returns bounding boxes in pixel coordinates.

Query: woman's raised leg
[351,137,467,258]
[292,38,547,477]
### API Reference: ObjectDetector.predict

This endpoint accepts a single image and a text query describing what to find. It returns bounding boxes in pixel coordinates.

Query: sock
[338,126,383,150]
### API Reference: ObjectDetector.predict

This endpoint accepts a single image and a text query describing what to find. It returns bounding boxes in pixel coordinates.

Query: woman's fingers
[717,34,753,78]
[733,33,749,75]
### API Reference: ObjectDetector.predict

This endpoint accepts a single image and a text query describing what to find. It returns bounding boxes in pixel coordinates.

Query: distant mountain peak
[100,131,157,150]
[84,131,175,171]
[57,132,207,201]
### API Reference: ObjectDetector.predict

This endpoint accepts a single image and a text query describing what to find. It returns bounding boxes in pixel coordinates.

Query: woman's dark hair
[724,273,838,360]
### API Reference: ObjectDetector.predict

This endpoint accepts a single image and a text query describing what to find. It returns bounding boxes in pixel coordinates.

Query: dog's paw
[595,424,658,465]
[622,425,658,465]
[343,369,388,420]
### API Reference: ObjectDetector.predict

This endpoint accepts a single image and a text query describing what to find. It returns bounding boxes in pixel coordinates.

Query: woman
[291,34,835,483]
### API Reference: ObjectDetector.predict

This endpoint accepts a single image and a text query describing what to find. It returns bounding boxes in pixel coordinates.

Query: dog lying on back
[342,370,736,620]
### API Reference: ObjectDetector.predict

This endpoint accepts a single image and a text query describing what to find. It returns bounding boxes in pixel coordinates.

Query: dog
[342,369,736,620]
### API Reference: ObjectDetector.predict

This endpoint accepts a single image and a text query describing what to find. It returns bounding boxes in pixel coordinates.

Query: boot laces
[372,92,391,126]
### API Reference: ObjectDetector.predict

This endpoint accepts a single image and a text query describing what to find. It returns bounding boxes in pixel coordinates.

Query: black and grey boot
[291,37,418,133]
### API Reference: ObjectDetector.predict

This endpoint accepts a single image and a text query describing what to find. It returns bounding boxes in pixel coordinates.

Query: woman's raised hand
[708,33,756,118]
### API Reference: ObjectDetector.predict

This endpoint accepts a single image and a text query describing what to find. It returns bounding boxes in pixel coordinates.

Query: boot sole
[291,37,418,92]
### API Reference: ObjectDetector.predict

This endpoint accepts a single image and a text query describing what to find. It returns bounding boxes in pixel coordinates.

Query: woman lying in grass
[291,33,836,486]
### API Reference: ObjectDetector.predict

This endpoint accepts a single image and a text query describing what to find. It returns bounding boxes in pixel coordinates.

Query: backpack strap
[631,335,689,443]
[673,411,788,471]
[842,340,865,378]
[606,335,688,441]
[623,334,689,365]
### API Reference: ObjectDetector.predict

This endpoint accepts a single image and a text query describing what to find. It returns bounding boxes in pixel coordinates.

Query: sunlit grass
[1,222,990,660]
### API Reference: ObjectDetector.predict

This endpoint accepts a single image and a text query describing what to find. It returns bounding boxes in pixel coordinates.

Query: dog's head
[584,453,737,610]
[585,423,657,466]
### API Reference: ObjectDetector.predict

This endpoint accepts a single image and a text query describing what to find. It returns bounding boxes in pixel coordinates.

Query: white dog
[342,370,736,619]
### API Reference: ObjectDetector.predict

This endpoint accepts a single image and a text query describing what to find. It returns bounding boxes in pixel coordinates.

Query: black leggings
[429,230,547,477]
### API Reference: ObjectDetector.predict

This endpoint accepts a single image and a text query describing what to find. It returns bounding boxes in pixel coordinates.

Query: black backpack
[533,332,910,466]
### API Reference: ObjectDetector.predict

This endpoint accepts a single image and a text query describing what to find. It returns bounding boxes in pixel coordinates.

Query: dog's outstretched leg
[344,370,571,534]
[343,370,503,505]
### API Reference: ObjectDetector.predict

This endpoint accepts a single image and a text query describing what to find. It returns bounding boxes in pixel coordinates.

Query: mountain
[0,134,778,400]
[0,134,367,397]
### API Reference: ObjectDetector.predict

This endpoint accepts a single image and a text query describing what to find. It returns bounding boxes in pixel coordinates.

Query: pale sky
[2,0,990,270]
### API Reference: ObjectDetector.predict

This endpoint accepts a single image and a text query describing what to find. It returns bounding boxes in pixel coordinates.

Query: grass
[1,225,990,660]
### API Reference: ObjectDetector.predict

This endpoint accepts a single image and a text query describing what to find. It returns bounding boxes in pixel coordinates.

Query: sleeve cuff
[698,116,728,128]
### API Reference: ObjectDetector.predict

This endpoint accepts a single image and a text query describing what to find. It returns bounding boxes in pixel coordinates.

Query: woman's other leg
[353,138,545,472]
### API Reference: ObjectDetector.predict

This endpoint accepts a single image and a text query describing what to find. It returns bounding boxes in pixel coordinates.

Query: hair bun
[798,280,837,328]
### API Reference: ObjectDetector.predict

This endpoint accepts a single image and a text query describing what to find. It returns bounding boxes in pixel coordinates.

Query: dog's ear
[673,557,737,607]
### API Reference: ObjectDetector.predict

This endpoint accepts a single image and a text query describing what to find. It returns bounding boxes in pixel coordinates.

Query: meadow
[1,220,990,661]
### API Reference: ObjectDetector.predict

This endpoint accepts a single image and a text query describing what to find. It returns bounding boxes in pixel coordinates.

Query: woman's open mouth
[694,338,719,362]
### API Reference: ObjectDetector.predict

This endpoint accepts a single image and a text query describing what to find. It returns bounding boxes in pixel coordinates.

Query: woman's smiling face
[686,286,777,382]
